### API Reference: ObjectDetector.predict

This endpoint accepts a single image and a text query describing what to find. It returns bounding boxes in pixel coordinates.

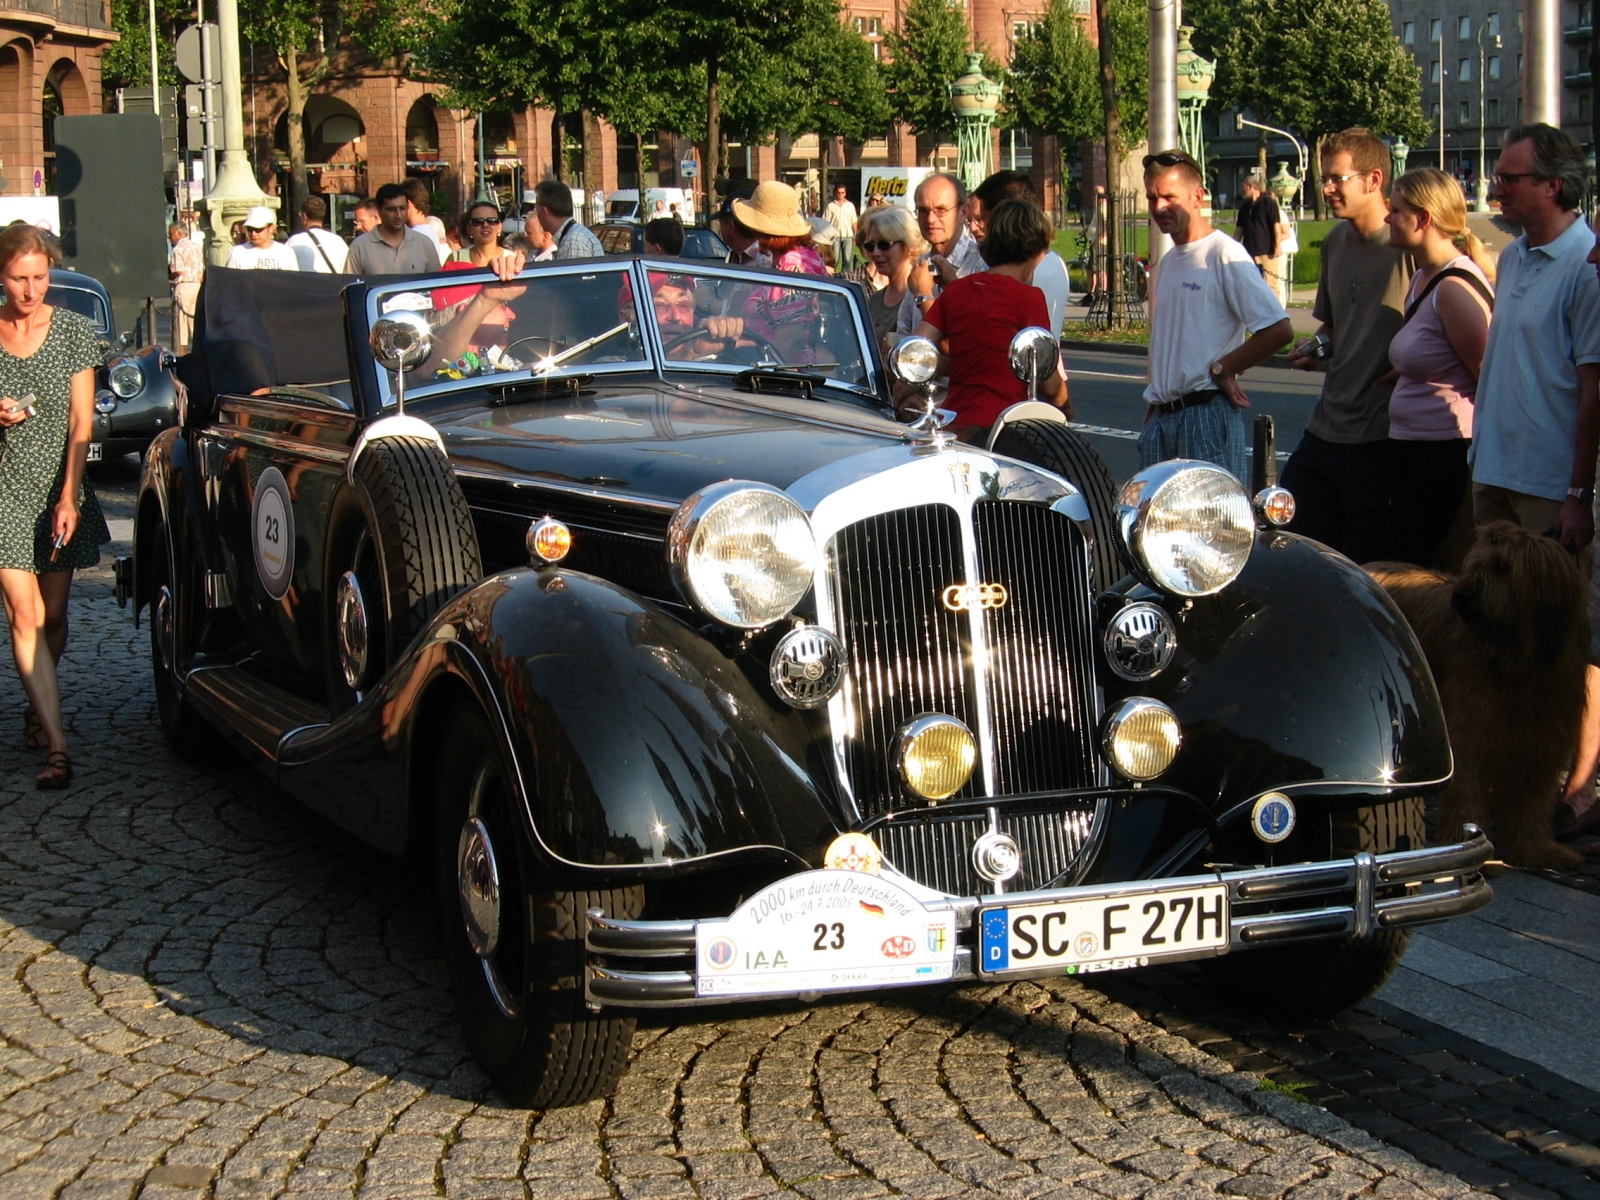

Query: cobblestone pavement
[0,463,1590,1200]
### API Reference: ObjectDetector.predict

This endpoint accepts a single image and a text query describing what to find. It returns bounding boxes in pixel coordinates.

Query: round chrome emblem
[769,626,846,709]
[972,830,1021,884]
[335,570,369,691]
[1104,601,1178,681]
[1250,792,1297,844]
[457,817,501,958]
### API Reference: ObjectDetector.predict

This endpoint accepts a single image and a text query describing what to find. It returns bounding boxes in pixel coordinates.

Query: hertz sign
[858,168,932,210]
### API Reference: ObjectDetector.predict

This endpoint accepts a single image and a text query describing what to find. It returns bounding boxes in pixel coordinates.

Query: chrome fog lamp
[94,389,118,415]
[887,336,939,384]
[108,356,145,399]
[896,714,978,802]
[668,481,817,629]
[1118,461,1255,596]
[1102,697,1182,781]
[1254,485,1296,527]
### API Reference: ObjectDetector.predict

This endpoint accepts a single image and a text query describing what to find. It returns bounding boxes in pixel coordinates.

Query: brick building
[0,0,116,196]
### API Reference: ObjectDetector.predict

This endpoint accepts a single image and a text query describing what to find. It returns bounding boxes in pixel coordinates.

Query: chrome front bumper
[584,826,1493,1008]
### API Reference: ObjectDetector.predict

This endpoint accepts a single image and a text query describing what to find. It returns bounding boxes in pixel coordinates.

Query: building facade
[0,0,117,196]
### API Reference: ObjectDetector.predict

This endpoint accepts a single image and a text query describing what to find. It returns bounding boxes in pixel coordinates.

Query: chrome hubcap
[458,816,501,958]
[335,570,369,691]
[154,585,174,673]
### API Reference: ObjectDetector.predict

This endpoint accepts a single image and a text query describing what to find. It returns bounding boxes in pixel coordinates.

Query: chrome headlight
[107,356,145,399]
[668,482,817,628]
[1117,461,1254,596]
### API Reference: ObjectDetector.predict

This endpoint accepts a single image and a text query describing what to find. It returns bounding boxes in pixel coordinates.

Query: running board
[183,665,330,762]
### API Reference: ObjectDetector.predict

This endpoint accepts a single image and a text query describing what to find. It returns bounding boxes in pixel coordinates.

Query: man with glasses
[347,183,445,275]
[898,172,985,334]
[1281,128,1412,563]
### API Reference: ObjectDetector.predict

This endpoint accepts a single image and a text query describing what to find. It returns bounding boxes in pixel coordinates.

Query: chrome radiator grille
[827,499,1101,823]
[874,805,1099,896]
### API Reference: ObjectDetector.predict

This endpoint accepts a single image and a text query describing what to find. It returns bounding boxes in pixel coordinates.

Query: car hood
[434,380,907,506]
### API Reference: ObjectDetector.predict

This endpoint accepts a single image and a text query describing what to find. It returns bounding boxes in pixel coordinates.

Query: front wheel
[1200,798,1425,1017]
[434,704,642,1108]
[147,528,215,760]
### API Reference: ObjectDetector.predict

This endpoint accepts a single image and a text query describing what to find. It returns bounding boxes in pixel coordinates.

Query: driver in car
[648,275,752,360]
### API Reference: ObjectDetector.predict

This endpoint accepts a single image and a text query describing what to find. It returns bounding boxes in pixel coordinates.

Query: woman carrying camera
[0,224,109,789]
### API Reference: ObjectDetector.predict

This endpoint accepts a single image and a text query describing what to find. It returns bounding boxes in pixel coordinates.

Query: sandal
[22,706,46,750]
[36,751,71,791]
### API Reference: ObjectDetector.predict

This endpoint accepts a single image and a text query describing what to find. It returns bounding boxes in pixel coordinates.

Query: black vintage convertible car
[121,258,1491,1108]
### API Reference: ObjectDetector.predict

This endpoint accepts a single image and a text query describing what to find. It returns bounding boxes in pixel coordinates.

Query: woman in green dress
[0,224,109,789]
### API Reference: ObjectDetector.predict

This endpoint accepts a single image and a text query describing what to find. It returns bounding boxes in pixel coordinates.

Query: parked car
[121,259,1491,1110]
[594,221,729,260]
[49,268,177,463]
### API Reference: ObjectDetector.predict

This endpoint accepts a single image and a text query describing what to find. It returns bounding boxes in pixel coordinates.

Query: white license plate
[978,882,1228,977]
[696,869,957,998]
[86,443,102,462]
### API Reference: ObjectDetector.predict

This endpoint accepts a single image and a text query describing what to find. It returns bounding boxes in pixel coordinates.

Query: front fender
[423,568,843,874]
[1111,531,1452,816]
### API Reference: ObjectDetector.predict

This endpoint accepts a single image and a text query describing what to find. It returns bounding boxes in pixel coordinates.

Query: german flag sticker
[859,901,885,917]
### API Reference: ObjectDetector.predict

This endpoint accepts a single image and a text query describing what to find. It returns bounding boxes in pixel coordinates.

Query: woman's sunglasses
[859,239,898,252]
[467,216,503,227]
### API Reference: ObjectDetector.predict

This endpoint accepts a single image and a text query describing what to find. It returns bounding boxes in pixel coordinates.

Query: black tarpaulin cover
[176,267,351,403]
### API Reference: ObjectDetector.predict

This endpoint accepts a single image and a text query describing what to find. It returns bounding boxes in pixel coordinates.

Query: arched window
[406,97,440,163]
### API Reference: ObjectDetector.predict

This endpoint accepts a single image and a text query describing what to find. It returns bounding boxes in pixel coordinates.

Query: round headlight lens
[888,336,939,384]
[1119,463,1254,596]
[108,357,145,399]
[1102,697,1182,781]
[896,714,977,801]
[670,483,817,628]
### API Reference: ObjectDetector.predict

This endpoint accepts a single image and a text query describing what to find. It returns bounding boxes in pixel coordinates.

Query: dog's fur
[1368,522,1588,869]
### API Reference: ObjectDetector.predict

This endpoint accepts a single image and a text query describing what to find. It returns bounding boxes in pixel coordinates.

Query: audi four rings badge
[942,582,1008,612]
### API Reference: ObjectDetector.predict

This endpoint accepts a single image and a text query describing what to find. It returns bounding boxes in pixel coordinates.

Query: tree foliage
[882,0,1003,155]
[1006,0,1100,148]
[102,0,191,90]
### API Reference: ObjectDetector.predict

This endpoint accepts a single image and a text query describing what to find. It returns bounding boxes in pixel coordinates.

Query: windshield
[368,265,652,406]
[653,266,873,393]
[51,285,110,334]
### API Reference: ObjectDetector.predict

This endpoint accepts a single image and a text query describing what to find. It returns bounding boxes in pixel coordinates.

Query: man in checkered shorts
[1139,150,1292,481]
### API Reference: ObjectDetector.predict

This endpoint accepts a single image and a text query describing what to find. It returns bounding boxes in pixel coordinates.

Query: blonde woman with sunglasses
[856,206,926,350]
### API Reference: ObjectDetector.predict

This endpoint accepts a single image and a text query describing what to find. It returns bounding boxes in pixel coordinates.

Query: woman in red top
[911,199,1069,439]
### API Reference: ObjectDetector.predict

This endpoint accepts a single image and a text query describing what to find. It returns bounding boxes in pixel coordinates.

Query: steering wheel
[503,334,560,361]
[661,327,781,364]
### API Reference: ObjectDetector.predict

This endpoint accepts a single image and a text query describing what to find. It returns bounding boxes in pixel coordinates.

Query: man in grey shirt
[346,182,443,275]
[532,179,604,260]
[1281,127,1413,563]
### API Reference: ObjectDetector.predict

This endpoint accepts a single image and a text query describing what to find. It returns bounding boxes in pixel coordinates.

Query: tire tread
[989,420,1123,589]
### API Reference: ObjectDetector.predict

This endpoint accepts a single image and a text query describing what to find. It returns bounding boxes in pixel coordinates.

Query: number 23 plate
[978,882,1228,977]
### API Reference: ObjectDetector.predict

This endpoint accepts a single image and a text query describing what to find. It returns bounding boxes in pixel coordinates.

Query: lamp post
[1175,27,1216,207]
[949,53,1002,196]
[202,0,272,264]
[1476,23,1502,210]
[1392,138,1411,176]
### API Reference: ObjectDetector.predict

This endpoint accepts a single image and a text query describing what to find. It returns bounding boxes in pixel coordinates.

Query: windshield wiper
[532,323,631,373]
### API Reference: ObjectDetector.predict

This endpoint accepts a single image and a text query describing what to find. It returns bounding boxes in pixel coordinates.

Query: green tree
[882,0,1003,162]
[1101,0,1149,155]
[102,0,191,90]
[1007,0,1100,197]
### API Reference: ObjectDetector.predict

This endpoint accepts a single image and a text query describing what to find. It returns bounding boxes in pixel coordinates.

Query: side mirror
[1008,326,1058,398]
[369,310,433,372]
[887,336,939,385]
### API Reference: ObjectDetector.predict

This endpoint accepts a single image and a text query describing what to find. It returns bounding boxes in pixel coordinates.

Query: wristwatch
[913,293,935,305]
[1568,486,1595,503]
[1209,360,1228,380]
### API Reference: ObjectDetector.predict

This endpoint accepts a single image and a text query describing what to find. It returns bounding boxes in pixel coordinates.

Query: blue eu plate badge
[1250,793,1296,843]
[980,909,1009,970]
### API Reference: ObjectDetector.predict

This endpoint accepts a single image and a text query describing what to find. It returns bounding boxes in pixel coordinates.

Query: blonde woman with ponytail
[1383,168,1496,566]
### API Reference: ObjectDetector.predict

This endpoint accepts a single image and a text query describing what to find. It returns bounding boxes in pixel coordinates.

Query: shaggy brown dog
[1368,522,1588,869]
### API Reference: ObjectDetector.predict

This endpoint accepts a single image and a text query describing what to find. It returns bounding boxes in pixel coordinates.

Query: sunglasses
[1143,151,1199,170]
[467,215,502,227]
[859,239,898,252]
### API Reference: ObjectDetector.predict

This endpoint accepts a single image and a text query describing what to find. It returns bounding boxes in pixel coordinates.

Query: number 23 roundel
[252,466,296,600]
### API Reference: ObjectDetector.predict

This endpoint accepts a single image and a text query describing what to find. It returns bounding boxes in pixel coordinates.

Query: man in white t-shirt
[285,195,349,273]
[966,171,1070,336]
[822,184,858,270]
[1140,150,1292,482]
[225,206,299,270]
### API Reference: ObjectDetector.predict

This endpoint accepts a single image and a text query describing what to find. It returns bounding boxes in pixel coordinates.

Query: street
[0,460,1595,1199]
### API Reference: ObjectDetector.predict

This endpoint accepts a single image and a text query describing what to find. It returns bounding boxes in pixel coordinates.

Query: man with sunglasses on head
[1281,128,1413,563]
[1140,150,1291,482]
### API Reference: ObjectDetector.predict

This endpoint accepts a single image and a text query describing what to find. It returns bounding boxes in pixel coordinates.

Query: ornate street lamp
[949,53,1002,195]
[1175,28,1215,182]
[1391,138,1411,177]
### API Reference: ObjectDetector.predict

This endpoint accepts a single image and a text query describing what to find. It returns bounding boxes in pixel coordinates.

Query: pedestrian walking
[730,181,828,275]
[966,171,1071,338]
[1469,125,1600,838]
[1381,168,1495,568]
[1139,150,1292,482]
[856,205,926,349]
[1282,128,1413,562]
[1235,175,1286,302]
[907,199,1069,440]
[225,207,299,270]
[0,224,110,789]
[402,178,448,266]
[167,223,204,355]
[898,173,984,334]
[532,180,604,261]
[346,184,445,275]
[285,195,349,274]
[823,184,858,271]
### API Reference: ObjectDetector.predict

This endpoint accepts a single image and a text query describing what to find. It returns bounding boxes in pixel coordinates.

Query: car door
[194,387,360,695]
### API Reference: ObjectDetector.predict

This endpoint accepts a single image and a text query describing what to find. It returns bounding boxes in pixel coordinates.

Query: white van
[605,188,697,224]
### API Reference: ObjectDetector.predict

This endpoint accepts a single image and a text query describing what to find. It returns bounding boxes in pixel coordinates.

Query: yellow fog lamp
[1102,697,1182,781]
[896,715,977,802]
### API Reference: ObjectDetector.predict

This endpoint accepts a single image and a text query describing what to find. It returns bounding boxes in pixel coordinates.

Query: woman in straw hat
[730,181,828,277]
